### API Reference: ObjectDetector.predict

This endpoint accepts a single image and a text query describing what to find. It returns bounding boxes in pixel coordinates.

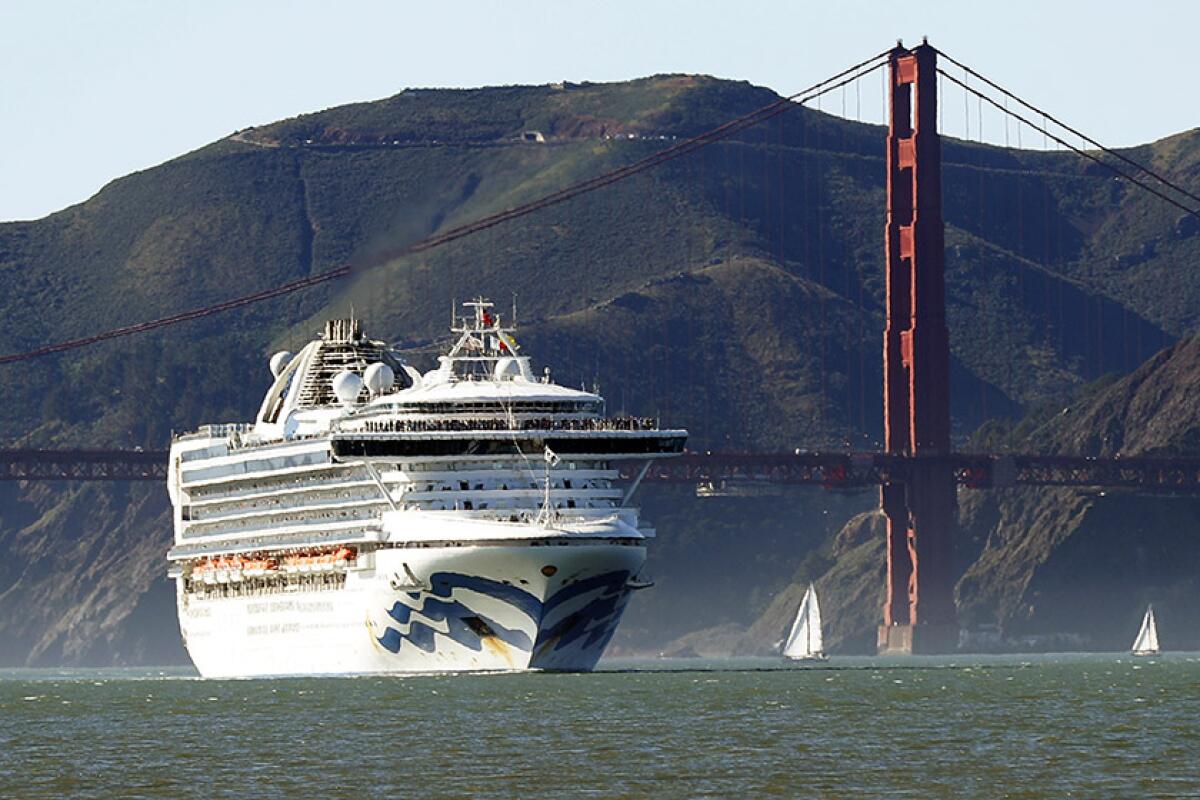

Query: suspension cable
[0,51,891,367]
[0,268,352,366]
[935,47,1200,210]
[937,68,1200,221]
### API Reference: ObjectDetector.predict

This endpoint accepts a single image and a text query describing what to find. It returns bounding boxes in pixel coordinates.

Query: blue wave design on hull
[534,572,630,654]
[379,595,533,653]
[376,570,632,666]
[426,572,544,620]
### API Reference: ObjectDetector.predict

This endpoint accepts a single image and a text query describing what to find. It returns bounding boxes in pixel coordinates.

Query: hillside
[953,334,1200,650]
[1,74,1199,664]
[744,334,1200,655]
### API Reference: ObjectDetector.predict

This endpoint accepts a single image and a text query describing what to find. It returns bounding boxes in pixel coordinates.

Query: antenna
[512,292,518,327]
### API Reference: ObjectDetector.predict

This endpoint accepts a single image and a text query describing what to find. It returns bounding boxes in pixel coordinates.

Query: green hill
[1,74,1199,664]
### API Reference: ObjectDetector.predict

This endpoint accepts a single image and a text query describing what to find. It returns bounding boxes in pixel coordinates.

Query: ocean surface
[1,653,1196,799]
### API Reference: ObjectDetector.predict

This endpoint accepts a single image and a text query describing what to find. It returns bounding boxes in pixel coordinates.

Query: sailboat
[1131,605,1160,656]
[783,583,827,661]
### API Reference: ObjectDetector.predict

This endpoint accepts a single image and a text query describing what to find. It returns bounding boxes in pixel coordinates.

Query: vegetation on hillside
[1,74,1198,663]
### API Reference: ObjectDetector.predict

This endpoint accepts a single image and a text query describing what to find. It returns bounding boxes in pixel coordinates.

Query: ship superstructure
[167,300,685,677]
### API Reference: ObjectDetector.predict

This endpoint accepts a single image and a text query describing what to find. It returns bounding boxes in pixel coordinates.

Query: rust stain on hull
[480,634,516,668]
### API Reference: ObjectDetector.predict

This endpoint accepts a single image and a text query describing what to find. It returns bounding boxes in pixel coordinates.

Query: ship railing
[181,507,381,539]
[340,416,662,435]
[174,423,256,442]
[383,505,638,528]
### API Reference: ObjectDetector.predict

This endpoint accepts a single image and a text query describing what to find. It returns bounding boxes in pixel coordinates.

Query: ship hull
[177,543,644,678]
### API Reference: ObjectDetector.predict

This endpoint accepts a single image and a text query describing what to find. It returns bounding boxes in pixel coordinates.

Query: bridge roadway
[3,448,1200,493]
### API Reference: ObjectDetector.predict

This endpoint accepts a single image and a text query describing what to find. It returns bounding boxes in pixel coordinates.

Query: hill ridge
[1,73,1199,664]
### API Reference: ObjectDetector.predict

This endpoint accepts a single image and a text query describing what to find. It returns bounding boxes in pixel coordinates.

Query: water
[2,654,1197,798]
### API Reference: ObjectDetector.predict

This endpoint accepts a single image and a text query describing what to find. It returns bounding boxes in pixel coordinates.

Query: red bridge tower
[878,41,959,654]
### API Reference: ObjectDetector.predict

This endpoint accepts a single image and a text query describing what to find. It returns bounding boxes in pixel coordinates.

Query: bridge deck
[4,449,1200,493]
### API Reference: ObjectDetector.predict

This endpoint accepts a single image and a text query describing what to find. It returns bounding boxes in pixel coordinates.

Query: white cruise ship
[166,300,686,677]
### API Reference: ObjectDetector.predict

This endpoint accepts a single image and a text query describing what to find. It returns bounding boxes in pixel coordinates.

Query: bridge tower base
[878,623,959,656]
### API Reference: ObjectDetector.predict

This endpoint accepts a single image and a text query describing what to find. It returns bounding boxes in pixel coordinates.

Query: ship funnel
[324,319,363,343]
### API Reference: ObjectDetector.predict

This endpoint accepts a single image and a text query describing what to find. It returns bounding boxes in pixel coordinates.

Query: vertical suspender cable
[856,74,867,439]
[778,105,786,265]
[816,93,827,439]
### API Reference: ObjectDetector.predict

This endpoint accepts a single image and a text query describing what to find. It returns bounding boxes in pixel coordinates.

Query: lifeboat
[298,554,313,574]
[334,547,356,567]
[199,560,218,586]
[191,560,213,585]
[229,556,245,583]
[214,557,231,584]
[318,552,335,573]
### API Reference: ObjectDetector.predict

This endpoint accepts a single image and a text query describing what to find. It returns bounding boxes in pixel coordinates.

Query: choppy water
[1,654,1197,799]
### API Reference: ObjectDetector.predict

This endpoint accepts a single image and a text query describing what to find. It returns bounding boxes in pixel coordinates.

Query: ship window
[463,500,473,510]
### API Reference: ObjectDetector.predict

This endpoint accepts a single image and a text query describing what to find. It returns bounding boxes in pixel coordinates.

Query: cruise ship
[166,300,686,677]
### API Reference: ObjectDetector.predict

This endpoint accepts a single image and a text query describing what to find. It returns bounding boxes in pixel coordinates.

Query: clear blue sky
[2,0,1196,222]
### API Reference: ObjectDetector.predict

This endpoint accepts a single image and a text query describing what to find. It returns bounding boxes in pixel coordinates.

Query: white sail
[783,584,824,659]
[1131,606,1159,655]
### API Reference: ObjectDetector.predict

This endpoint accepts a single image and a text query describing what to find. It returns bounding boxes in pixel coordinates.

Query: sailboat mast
[807,585,814,654]
[807,604,811,654]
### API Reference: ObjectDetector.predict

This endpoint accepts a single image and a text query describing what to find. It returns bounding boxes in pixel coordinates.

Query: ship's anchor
[390,562,429,592]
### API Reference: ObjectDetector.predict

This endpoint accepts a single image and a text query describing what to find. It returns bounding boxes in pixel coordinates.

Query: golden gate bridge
[3,40,1199,653]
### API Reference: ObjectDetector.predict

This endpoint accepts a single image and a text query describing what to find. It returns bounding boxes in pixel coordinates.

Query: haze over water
[2,654,1195,798]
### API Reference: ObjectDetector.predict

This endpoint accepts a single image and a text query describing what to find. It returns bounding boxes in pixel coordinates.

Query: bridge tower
[878,41,959,654]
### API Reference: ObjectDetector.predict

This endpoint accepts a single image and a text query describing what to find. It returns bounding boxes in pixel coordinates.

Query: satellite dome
[493,357,520,380]
[269,351,293,378]
[331,370,364,405]
[363,363,395,395]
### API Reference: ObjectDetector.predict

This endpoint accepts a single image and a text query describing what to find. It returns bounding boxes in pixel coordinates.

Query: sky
[1,0,1197,222]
